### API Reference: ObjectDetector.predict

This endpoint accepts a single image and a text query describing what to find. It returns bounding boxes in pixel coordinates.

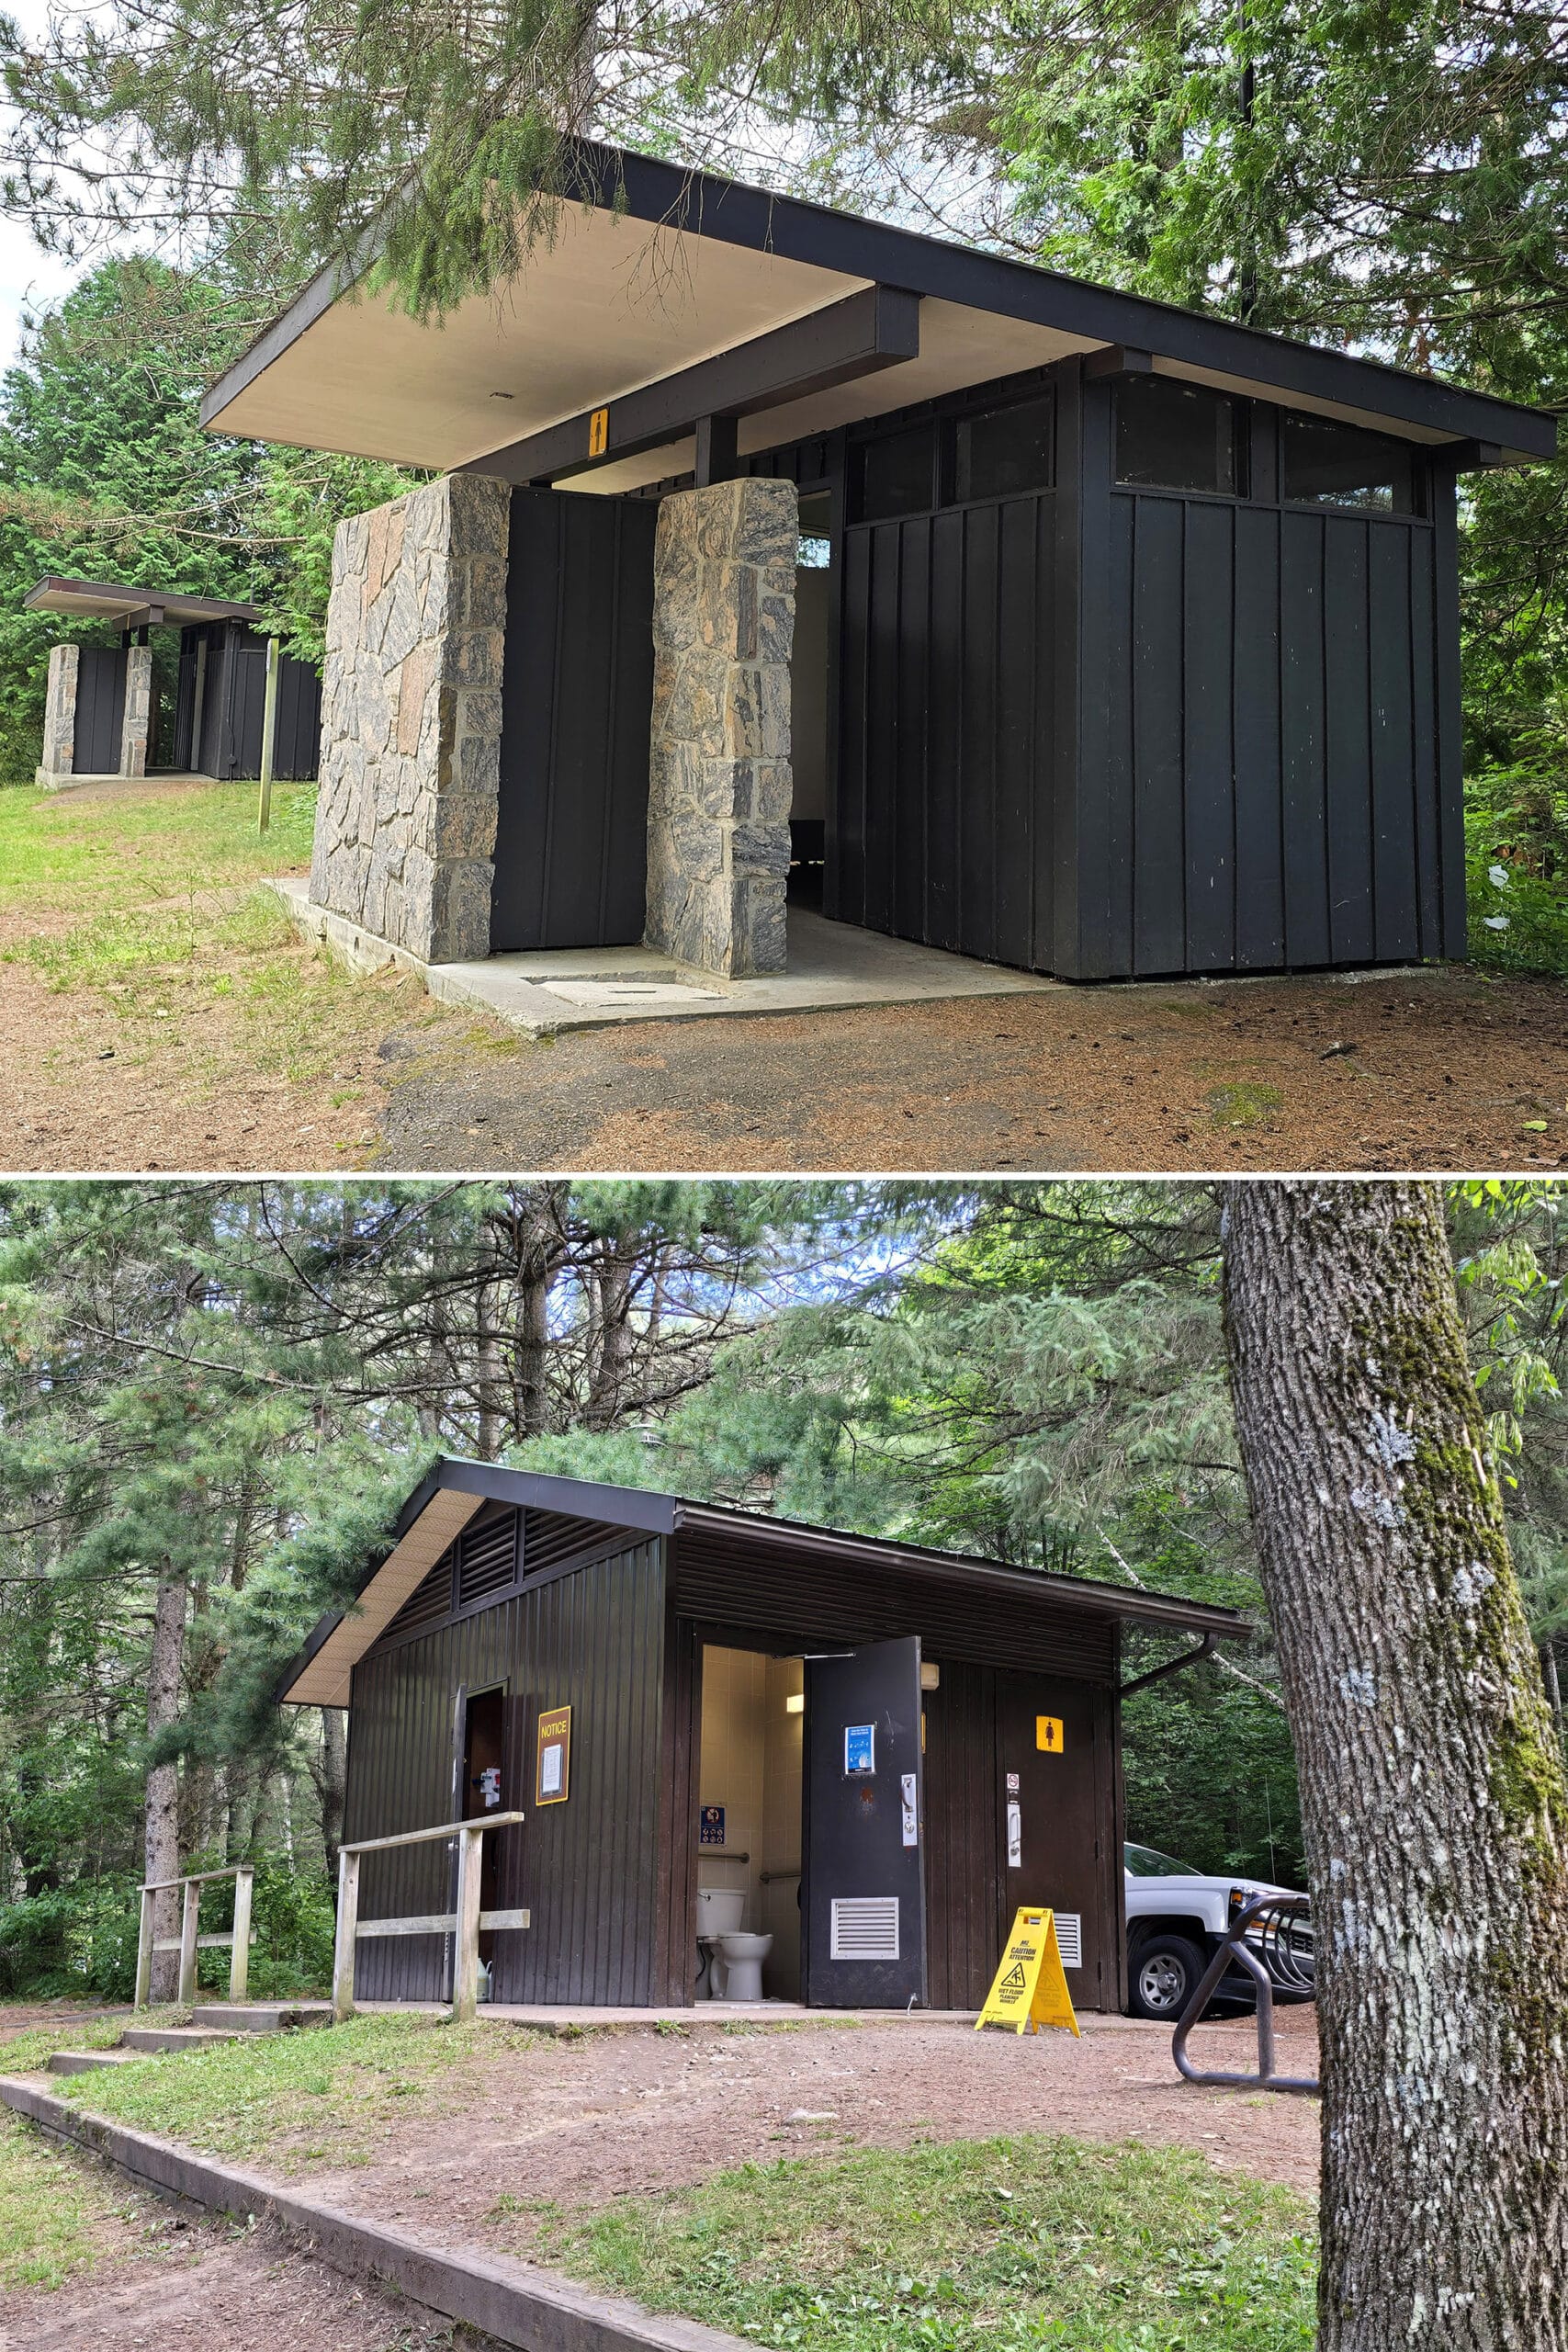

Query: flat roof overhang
[25,576,261,628]
[276,1457,1249,1707]
[201,141,1556,490]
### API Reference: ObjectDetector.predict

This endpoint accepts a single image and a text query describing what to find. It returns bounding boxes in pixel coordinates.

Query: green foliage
[51,2012,519,2168]
[1464,759,1568,976]
[530,2132,1317,2352]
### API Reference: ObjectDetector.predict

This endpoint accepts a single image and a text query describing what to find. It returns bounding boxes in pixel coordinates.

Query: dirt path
[3,2220,468,2351]
[376,966,1568,1172]
[267,2012,1320,2263]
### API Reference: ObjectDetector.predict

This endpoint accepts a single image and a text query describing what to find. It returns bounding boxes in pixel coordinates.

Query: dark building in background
[279,1461,1246,2016]
[28,576,321,785]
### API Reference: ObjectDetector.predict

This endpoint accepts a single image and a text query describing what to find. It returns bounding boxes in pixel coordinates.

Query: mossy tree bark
[142,1562,188,2004]
[1222,1180,1568,2349]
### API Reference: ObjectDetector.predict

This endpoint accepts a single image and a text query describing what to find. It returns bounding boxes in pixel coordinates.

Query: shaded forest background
[2,1175,1564,1999]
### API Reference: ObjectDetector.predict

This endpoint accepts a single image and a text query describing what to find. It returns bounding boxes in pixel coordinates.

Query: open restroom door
[803,1637,927,2007]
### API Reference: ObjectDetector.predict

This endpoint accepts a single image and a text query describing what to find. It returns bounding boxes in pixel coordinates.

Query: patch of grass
[530,2133,1315,2352]
[0,2012,138,2076]
[52,2014,530,2171]
[0,780,317,920]
[0,2109,137,2291]
[1207,1081,1282,1131]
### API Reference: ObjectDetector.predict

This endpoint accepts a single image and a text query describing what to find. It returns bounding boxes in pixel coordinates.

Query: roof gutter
[1117,1629,1221,1698]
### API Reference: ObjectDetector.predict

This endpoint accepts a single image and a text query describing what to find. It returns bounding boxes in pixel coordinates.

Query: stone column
[38,642,78,784]
[645,477,797,978]
[310,472,511,964]
[119,643,152,776]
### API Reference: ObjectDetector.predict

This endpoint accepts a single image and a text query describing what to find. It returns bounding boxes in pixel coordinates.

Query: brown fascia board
[200,137,1557,466]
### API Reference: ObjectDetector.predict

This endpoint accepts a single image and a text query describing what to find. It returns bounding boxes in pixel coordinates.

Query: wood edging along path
[0,2075,763,2352]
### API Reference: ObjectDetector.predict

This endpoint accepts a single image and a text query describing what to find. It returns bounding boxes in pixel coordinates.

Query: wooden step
[190,2001,332,2034]
[48,2050,141,2076]
[118,2025,238,2054]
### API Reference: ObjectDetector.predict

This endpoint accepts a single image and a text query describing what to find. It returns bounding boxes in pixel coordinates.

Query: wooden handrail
[134,1864,254,2010]
[333,1811,527,2027]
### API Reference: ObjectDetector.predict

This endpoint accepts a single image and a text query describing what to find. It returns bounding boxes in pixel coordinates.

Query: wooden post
[133,1886,154,2011]
[451,1824,484,2024]
[229,1867,254,2004]
[333,1847,360,2022]
[177,1878,200,2007]
[257,635,280,832]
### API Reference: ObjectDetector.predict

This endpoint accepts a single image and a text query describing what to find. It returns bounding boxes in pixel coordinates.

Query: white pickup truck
[1123,1840,1312,2019]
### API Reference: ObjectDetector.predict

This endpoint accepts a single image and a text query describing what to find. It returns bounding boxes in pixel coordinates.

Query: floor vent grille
[830,1896,900,1961]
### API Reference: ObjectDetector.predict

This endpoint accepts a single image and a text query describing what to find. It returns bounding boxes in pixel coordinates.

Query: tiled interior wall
[697,1645,805,1999]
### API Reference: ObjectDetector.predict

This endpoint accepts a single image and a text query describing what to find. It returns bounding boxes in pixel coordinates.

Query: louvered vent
[521,1510,630,1576]
[383,1547,456,1641]
[829,1896,900,1961]
[457,1512,519,1609]
[1053,1912,1083,1971]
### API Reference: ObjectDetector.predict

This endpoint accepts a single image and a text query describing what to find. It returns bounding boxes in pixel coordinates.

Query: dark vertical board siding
[1103,497,1136,975]
[491,490,657,952]
[921,1661,999,2011]
[837,491,1055,969]
[1280,511,1331,965]
[1065,370,1115,978]
[342,1537,668,2004]
[894,514,931,942]
[1408,539,1442,945]
[1131,498,1186,974]
[959,502,1000,959]
[1181,498,1235,971]
[73,647,126,774]
[1324,522,1374,963]
[1368,526,1419,960]
[1232,507,1285,967]
[926,509,964,950]
[834,525,872,925]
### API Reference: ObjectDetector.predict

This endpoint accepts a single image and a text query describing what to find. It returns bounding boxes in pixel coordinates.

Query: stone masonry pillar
[645,477,797,977]
[310,472,511,963]
[38,642,78,784]
[119,643,152,776]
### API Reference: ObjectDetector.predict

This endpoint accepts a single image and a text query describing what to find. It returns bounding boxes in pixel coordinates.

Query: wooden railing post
[451,1823,484,2024]
[230,1867,254,2004]
[177,1878,201,2007]
[333,1848,360,2022]
[133,1885,154,2011]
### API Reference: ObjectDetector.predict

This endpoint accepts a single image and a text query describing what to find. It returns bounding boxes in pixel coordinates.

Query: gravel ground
[375,965,1567,1173]
[278,2011,1321,2258]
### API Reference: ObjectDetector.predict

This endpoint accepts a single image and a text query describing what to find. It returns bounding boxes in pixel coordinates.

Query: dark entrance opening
[787,492,832,910]
[460,1684,506,1975]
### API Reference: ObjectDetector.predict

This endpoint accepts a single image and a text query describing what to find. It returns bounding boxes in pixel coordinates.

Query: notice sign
[976,1907,1080,2038]
[844,1723,875,1777]
[1036,1716,1065,1753]
[700,1804,727,1846]
[536,1706,571,1805]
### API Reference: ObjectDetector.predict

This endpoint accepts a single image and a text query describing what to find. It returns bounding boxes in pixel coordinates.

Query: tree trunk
[1222,1180,1568,2350]
[142,1564,188,2003]
[316,1709,347,1874]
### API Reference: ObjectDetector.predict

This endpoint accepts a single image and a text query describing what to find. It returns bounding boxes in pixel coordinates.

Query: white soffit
[207,201,867,470]
[555,302,1101,496]
[281,1487,481,1707]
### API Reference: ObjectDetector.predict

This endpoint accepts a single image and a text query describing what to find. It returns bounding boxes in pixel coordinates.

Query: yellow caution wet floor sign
[976,1907,1081,2036]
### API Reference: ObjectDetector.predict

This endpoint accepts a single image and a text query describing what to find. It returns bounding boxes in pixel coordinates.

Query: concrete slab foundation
[273,876,1060,1035]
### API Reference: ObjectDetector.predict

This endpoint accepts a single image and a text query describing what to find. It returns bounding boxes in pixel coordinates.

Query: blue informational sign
[844,1723,876,1777]
[699,1804,727,1845]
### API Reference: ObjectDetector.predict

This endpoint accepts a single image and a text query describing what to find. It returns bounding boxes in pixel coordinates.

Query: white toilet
[715,1930,773,2003]
[696,1886,746,1998]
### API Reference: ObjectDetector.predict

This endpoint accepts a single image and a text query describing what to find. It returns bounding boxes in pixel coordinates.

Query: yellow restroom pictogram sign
[976,1907,1080,2036]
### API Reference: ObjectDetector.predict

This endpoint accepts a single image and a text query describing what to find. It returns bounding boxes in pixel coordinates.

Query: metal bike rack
[1171,1892,1319,2096]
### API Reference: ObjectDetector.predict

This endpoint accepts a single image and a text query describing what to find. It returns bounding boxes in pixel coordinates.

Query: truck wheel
[1128,1933,1206,2019]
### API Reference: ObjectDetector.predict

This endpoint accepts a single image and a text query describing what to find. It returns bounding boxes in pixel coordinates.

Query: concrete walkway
[274,877,1060,1036]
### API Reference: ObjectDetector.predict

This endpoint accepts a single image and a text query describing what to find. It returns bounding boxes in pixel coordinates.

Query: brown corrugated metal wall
[343,1534,668,2004]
